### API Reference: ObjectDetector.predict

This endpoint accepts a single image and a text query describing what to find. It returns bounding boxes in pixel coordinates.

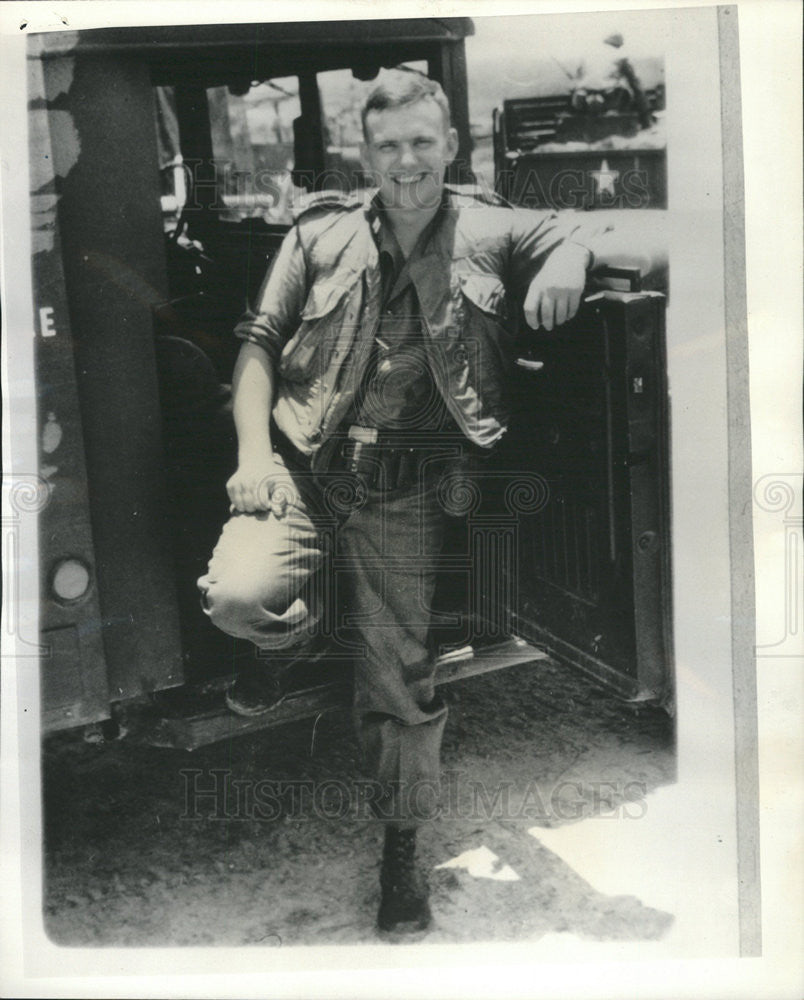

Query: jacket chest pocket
[450,272,514,391]
[279,274,362,382]
[456,272,508,322]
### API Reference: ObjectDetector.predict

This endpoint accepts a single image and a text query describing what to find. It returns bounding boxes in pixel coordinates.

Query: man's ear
[445,127,459,164]
[359,141,378,187]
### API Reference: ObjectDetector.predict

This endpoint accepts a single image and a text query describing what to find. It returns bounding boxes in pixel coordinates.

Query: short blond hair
[361,67,451,139]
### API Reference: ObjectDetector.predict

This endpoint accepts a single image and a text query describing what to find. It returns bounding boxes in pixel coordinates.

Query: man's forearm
[231,342,276,460]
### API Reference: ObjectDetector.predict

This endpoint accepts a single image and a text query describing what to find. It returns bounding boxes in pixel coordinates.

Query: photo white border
[1,0,801,996]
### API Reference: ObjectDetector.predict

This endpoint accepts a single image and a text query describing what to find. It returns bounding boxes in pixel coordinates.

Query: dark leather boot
[377,826,432,934]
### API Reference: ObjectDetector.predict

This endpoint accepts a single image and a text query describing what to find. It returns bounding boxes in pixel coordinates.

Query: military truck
[27,16,671,749]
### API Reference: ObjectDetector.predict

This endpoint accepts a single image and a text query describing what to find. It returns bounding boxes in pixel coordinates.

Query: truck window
[208,78,301,225]
[155,86,184,229]
[155,61,437,232]
[317,68,366,192]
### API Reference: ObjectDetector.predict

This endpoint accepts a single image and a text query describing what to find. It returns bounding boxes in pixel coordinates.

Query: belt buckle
[347,425,379,444]
[345,426,380,478]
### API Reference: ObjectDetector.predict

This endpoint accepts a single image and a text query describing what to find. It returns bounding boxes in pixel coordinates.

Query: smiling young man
[362,81,456,241]
[198,68,611,936]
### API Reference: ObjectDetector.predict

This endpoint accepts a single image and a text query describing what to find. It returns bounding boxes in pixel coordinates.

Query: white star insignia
[590,158,620,199]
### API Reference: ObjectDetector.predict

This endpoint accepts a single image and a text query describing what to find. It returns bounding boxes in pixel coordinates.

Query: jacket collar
[364,187,455,255]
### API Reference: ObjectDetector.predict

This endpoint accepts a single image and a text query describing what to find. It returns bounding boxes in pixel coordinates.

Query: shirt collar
[366,186,451,259]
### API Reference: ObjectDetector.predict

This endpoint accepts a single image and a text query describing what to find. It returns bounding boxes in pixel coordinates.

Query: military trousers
[197,445,451,825]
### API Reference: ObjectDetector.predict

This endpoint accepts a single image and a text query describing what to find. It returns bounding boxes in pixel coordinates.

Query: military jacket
[235,186,612,464]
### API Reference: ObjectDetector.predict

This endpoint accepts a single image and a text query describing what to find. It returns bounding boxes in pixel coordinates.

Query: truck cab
[28,17,672,748]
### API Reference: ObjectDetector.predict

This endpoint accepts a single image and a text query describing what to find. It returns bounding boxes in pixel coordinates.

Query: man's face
[361,98,458,213]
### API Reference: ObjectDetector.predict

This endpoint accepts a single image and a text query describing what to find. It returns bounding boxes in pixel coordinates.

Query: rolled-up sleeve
[233,225,308,365]
[508,207,617,293]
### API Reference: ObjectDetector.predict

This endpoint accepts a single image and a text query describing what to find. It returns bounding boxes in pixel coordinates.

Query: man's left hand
[523,242,591,331]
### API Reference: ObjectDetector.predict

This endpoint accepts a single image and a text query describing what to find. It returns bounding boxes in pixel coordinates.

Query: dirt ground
[42,657,675,947]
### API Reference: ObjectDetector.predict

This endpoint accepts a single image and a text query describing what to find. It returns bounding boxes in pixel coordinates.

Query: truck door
[30,50,111,730]
[493,284,673,705]
[30,36,186,732]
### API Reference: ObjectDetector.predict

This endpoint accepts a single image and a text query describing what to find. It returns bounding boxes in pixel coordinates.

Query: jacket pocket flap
[458,273,507,316]
[300,271,361,320]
